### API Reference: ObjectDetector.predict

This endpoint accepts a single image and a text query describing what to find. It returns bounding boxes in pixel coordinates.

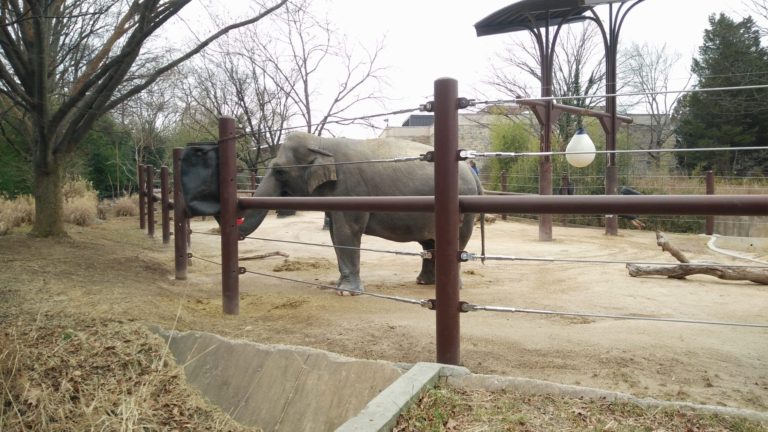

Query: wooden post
[160,165,171,244]
[146,165,155,238]
[219,117,240,315]
[138,164,146,229]
[172,149,187,280]
[433,78,460,365]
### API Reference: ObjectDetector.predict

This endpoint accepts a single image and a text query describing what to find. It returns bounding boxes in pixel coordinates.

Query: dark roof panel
[402,114,434,127]
[474,0,591,37]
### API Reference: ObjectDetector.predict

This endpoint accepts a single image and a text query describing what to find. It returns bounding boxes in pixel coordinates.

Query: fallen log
[627,263,768,284]
[626,231,768,285]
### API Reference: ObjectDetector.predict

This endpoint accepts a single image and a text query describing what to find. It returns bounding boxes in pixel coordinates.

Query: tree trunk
[627,263,768,284]
[30,160,67,238]
[626,231,768,285]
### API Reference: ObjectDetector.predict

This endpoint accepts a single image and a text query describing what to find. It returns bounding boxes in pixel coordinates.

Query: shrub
[62,176,94,203]
[64,193,98,227]
[112,195,138,217]
[0,195,35,229]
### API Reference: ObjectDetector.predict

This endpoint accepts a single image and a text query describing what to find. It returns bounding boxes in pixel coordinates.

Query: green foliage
[487,119,539,193]
[486,117,710,233]
[0,113,140,200]
[74,117,137,199]
[0,112,32,197]
[674,13,768,176]
[488,117,615,197]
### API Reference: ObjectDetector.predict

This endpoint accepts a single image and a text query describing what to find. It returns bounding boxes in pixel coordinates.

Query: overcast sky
[314,0,750,138]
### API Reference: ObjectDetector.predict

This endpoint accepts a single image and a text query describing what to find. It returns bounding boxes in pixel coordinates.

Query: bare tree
[252,0,387,137]
[620,42,690,167]
[487,22,606,143]
[115,72,181,191]
[175,36,292,171]
[746,0,768,37]
[0,0,287,237]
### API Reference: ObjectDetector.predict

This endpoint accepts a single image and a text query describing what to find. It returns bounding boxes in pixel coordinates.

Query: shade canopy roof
[474,0,603,37]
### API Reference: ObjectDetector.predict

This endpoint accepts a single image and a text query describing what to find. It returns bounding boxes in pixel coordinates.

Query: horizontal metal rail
[238,195,768,216]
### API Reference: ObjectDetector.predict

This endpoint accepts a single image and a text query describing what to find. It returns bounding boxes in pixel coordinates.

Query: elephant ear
[306,147,337,194]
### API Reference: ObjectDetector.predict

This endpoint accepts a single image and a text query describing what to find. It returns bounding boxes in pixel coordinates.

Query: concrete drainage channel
[150,327,768,431]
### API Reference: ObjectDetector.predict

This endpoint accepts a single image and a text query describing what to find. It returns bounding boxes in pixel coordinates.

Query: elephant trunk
[238,172,279,237]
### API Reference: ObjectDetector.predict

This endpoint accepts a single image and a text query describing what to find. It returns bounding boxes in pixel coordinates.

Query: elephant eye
[272,167,286,179]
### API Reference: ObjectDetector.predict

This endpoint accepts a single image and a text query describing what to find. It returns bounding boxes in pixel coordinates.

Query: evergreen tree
[674,14,768,175]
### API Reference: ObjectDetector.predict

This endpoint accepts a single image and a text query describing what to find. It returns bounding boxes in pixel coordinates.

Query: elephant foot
[336,276,364,297]
[336,289,362,297]
[416,273,435,285]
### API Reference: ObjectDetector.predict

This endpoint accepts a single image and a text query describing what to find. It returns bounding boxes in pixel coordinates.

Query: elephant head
[239,132,337,237]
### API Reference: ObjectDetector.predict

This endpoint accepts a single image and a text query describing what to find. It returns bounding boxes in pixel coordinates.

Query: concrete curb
[705,234,768,264]
[336,363,470,432]
[450,374,768,424]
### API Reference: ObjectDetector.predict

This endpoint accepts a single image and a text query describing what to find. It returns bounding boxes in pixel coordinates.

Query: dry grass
[62,177,94,203]
[632,173,768,195]
[112,195,139,218]
[396,386,768,432]
[64,194,98,227]
[0,313,258,431]
[0,195,34,232]
[0,177,106,232]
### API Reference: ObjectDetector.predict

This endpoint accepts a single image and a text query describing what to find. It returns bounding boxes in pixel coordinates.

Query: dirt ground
[1,212,767,415]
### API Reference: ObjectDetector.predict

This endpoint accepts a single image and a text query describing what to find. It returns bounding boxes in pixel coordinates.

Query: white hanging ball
[565,128,596,168]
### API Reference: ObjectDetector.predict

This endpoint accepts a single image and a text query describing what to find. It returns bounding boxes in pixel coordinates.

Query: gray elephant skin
[241,132,482,295]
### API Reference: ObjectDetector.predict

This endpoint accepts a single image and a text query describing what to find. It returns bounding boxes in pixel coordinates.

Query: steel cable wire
[242,235,431,258]
[188,254,428,306]
[464,146,768,160]
[462,253,768,269]
[190,231,431,259]
[190,250,768,328]
[189,254,767,328]
[190,231,767,269]
[461,303,768,329]
[239,155,428,171]
[472,83,768,106]
[231,106,425,142]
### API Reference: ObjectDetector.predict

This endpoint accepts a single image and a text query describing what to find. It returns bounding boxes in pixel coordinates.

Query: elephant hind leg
[416,239,436,285]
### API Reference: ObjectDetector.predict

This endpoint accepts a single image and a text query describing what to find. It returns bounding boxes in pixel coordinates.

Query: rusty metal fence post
[146,165,155,238]
[172,149,188,280]
[705,170,715,235]
[219,117,240,315]
[160,165,171,244]
[433,78,461,365]
[138,164,146,229]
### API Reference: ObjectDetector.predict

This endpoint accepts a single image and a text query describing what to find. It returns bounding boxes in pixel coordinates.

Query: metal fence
[140,78,767,366]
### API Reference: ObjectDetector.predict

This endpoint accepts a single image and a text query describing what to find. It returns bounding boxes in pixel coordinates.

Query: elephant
[239,132,483,295]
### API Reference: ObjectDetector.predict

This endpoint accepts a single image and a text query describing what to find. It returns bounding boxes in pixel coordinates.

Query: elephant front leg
[417,240,436,285]
[329,212,367,296]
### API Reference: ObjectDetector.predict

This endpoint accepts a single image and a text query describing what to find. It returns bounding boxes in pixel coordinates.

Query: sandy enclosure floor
[182,212,767,411]
[1,213,766,413]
